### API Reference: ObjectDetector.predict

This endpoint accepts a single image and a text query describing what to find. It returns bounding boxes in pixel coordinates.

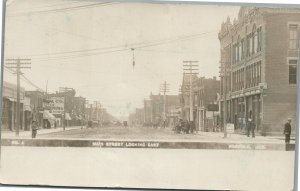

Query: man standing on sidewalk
[283,118,292,144]
[246,118,251,137]
[246,118,255,138]
[31,120,38,138]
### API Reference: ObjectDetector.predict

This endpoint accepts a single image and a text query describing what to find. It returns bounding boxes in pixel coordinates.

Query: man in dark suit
[284,118,292,144]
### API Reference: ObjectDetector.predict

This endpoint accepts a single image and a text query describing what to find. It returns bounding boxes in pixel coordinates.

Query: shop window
[289,24,299,50]
[289,59,298,84]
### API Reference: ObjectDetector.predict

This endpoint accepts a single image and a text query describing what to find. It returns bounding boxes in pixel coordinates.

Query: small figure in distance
[31,120,38,139]
[284,118,292,144]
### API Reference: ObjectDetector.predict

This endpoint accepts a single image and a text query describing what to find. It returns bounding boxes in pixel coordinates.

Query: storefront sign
[207,104,219,111]
[226,123,235,134]
[49,97,64,115]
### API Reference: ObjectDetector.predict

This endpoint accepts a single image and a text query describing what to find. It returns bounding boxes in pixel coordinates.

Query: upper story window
[289,24,299,50]
[246,33,252,57]
[289,59,298,84]
[238,37,242,61]
[241,38,245,60]
[252,25,257,55]
[257,26,262,52]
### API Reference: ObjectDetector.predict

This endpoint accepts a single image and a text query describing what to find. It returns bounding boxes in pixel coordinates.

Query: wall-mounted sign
[49,97,64,115]
[207,104,219,111]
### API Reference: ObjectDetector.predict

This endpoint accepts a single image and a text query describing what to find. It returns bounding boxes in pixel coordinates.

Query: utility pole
[93,101,101,125]
[84,99,89,124]
[183,61,199,123]
[160,81,170,122]
[90,104,93,121]
[5,58,31,136]
[45,80,48,97]
[223,65,228,138]
[99,103,102,127]
[94,101,98,123]
[220,60,229,138]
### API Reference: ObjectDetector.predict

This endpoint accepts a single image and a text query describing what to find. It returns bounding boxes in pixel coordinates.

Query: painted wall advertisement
[49,97,64,115]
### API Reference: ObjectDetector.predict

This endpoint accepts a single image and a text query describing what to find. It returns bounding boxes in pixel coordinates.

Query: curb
[1,138,295,151]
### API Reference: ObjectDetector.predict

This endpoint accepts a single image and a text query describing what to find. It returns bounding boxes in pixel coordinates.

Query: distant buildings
[47,88,85,127]
[1,83,114,131]
[180,75,220,131]
[218,7,300,135]
[129,93,180,127]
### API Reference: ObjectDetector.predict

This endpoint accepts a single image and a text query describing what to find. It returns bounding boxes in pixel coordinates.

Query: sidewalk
[1,126,83,139]
[1,126,295,144]
[193,131,295,144]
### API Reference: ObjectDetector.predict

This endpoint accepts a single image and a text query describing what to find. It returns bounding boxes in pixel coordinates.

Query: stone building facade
[219,7,300,135]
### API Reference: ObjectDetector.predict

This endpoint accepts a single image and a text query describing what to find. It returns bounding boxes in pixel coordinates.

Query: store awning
[65,113,72,120]
[43,110,56,120]
[3,96,25,103]
[24,105,31,111]
[74,115,82,120]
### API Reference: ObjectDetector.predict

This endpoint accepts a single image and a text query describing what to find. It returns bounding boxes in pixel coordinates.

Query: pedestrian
[250,119,256,138]
[185,120,190,134]
[284,118,292,144]
[246,118,254,137]
[190,121,195,134]
[31,120,38,138]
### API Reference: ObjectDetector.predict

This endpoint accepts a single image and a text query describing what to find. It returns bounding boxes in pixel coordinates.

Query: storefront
[43,110,56,128]
[1,81,25,131]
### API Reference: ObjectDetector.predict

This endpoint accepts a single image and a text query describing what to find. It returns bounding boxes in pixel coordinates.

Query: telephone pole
[160,81,170,123]
[183,61,198,122]
[94,101,101,124]
[220,61,229,138]
[5,58,31,136]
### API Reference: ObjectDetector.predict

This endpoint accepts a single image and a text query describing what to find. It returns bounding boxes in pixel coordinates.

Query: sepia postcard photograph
[0,0,299,191]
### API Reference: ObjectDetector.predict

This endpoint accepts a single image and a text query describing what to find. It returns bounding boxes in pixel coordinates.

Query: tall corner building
[218,7,299,135]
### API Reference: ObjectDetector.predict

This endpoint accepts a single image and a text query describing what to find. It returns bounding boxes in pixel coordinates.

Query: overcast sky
[3,0,240,119]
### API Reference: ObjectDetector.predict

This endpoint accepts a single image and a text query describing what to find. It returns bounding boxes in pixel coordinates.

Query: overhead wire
[7,1,119,17]
[14,31,218,62]
[7,1,87,12]
[4,67,45,92]
[14,30,216,58]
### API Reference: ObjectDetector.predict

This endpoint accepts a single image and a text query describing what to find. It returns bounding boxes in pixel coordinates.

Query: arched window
[237,36,241,61]
[241,38,245,60]
[247,33,252,57]
[257,26,262,52]
[252,25,257,54]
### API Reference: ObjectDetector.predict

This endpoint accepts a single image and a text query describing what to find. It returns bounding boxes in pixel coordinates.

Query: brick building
[25,90,47,128]
[218,7,299,135]
[128,108,144,127]
[194,76,220,131]
[48,88,86,127]
[134,93,180,127]
[149,93,180,126]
